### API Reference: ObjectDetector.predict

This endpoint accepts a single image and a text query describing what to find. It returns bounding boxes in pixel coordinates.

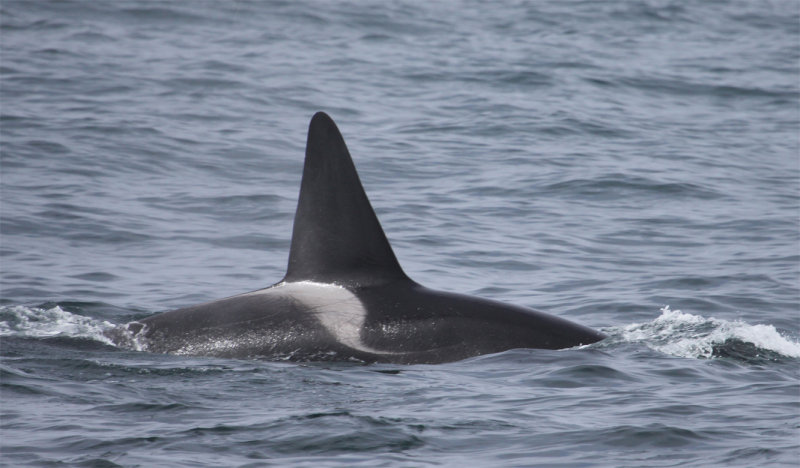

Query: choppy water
[1,0,799,466]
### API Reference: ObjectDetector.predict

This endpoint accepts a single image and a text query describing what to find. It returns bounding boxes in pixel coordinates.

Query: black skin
[108,279,605,364]
[106,112,606,364]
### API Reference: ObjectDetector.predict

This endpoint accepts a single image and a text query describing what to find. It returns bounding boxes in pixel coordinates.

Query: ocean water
[1,0,798,466]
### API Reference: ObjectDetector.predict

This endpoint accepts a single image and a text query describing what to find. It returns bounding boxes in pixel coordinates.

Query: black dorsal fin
[283,112,409,286]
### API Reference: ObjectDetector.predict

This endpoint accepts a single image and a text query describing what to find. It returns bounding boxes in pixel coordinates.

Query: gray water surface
[1,1,798,466]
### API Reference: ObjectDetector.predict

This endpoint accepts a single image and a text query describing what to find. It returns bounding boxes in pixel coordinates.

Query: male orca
[107,112,605,364]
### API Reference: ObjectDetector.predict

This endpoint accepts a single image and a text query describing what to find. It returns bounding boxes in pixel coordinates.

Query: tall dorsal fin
[283,112,409,286]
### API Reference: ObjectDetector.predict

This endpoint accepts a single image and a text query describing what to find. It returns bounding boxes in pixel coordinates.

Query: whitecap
[0,304,116,345]
[612,306,800,359]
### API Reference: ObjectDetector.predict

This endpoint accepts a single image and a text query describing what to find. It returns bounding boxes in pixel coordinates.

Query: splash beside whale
[107,112,605,364]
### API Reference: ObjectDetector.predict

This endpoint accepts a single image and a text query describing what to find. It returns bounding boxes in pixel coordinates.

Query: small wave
[0,305,115,345]
[610,306,800,360]
[543,174,722,200]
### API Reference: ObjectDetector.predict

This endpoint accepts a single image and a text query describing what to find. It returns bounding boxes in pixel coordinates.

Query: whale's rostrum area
[107,112,605,364]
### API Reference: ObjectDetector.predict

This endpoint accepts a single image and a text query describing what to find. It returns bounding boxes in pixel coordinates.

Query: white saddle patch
[246,281,390,355]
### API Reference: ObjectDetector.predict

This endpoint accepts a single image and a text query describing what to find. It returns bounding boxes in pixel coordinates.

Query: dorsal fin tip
[310,110,334,124]
[283,113,409,286]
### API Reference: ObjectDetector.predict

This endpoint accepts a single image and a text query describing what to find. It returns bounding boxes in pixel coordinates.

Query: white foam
[0,304,116,345]
[615,306,800,359]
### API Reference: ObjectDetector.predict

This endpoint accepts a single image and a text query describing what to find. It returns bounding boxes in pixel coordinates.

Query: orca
[107,112,605,364]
